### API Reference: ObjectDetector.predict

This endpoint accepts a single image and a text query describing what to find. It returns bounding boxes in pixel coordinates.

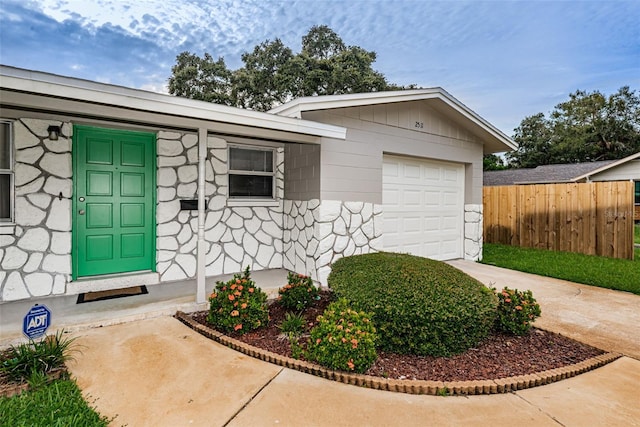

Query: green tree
[168,25,410,111]
[232,39,295,111]
[483,154,508,171]
[168,52,233,106]
[508,87,640,167]
[507,113,553,168]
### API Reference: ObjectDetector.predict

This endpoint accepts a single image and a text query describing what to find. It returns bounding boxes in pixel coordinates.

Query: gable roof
[572,151,640,181]
[484,151,640,186]
[269,89,517,154]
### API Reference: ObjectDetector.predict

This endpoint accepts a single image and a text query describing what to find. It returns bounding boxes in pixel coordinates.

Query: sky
[0,0,639,137]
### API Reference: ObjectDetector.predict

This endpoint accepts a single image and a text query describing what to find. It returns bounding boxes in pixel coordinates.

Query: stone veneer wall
[283,199,383,285]
[464,204,483,261]
[0,119,72,301]
[156,132,286,281]
[1,123,481,301]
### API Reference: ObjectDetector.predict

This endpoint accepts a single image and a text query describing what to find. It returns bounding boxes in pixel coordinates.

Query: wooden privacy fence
[483,181,634,260]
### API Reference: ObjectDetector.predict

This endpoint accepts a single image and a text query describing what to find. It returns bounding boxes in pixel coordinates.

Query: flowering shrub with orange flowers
[278,272,319,311]
[207,266,268,335]
[493,287,541,336]
[306,298,378,374]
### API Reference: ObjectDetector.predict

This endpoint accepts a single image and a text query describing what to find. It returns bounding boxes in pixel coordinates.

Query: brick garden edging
[174,311,621,396]
[0,367,68,398]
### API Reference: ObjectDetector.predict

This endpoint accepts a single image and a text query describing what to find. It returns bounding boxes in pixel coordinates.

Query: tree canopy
[168,25,411,112]
[507,87,640,168]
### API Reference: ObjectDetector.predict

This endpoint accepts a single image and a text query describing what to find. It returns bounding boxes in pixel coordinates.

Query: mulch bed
[188,290,605,382]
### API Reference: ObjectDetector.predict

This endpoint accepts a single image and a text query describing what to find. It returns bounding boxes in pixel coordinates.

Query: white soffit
[0,65,346,140]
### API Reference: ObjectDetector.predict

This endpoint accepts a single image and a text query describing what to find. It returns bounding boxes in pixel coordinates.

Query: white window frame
[0,120,14,232]
[227,144,277,203]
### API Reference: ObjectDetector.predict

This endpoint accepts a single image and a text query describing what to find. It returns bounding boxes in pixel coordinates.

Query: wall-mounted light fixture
[47,125,61,141]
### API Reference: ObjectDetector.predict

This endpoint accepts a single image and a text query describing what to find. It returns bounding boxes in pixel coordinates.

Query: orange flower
[241,303,248,309]
[234,290,241,296]
[234,302,238,307]
[341,337,347,343]
[505,298,511,303]
[249,288,255,293]
[236,279,241,284]
[234,324,243,331]
[231,310,239,317]
[228,294,235,301]
[231,284,237,290]
[210,293,217,299]
[515,305,523,311]
[238,285,243,291]
[316,338,321,344]
[347,360,355,370]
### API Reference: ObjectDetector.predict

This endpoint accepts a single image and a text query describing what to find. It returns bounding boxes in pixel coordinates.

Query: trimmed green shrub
[306,298,378,373]
[207,266,268,335]
[278,272,319,311]
[494,287,541,335]
[328,252,498,357]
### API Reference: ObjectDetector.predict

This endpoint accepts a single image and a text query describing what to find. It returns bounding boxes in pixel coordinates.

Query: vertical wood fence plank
[483,181,633,259]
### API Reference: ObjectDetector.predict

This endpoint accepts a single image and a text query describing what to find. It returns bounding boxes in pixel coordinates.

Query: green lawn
[0,379,111,427]
[481,243,640,295]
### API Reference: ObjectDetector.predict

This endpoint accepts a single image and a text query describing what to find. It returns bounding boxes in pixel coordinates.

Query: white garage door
[382,155,464,260]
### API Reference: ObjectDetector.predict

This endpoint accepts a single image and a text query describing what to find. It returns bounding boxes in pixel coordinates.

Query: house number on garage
[415,121,424,129]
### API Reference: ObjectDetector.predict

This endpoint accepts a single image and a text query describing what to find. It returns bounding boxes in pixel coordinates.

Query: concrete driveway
[448,260,640,359]
[64,261,640,426]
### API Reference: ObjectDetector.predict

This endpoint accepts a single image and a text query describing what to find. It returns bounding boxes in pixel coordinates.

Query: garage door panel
[443,167,461,181]
[383,187,400,205]
[383,155,463,260]
[403,190,422,207]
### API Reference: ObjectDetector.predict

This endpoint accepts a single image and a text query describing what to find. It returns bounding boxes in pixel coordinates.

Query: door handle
[78,209,85,215]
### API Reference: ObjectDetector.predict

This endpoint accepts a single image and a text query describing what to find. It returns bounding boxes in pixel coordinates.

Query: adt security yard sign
[23,304,51,340]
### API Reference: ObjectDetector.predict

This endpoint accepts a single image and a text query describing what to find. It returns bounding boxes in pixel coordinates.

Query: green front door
[73,126,156,278]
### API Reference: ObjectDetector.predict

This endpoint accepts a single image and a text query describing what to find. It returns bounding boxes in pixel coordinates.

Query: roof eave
[571,152,640,181]
[0,65,347,140]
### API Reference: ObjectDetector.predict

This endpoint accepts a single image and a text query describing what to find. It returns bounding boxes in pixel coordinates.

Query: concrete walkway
[60,261,640,426]
[68,317,640,427]
[1,260,636,426]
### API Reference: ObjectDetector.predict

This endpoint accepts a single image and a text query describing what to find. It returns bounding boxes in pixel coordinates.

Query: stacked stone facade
[283,200,384,284]
[0,121,483,302]
[464,204,483,261]
[1,119,72,301]
[155,132,287,281]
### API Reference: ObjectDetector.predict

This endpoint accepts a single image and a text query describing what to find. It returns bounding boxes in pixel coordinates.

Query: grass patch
[482,243,640,295]
[0,379,111,426]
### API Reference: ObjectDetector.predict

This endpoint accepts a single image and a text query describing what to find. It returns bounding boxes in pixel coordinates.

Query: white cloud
[4,0,639,136]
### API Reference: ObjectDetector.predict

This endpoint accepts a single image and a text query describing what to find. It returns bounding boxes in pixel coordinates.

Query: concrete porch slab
[0,268,290,347]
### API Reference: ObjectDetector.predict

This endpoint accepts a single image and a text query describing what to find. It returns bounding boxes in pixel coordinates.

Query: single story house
[0,65,515,304]
[484,152,640,219]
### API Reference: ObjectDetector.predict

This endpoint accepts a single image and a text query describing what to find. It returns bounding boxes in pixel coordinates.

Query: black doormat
[76,285,148,304]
